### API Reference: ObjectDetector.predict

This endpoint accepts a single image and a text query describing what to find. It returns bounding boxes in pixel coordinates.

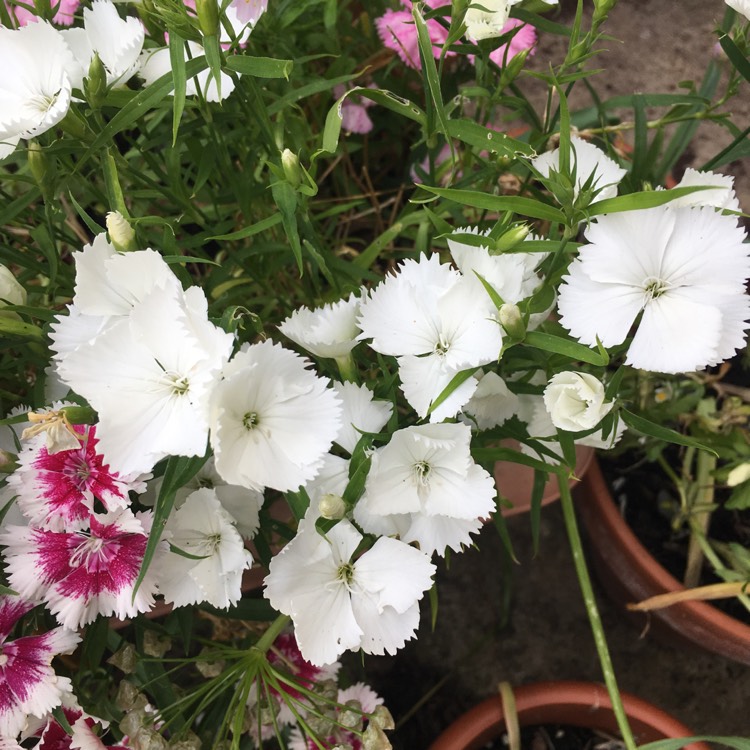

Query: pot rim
[428,680,709,750]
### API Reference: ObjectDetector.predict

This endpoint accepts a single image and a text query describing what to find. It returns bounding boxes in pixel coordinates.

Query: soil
[598,452,750,623]
[484,725,623,750]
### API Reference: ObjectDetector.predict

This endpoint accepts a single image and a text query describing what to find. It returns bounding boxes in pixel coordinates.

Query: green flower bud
[84,53,108,109]
[106,211,137,253]
[195,0,220,37]
[27,141,56,196]
[281,148,302,189]
[490,224,530,255]
[499,303,525,339]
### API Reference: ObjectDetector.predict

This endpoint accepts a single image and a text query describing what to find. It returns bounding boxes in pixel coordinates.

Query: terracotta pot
[495,443,595,517]
[577,458,750,666]
[428,681,710,750]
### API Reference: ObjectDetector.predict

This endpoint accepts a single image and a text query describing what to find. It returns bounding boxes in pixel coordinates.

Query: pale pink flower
[228,0,267,26]
[0,596,80,738]
[8,425,146,532]
[332,85,375,135]
[1,510,160,629]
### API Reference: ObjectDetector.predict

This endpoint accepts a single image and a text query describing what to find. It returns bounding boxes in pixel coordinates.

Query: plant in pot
[577,368,750,664]
[1,0,750,749]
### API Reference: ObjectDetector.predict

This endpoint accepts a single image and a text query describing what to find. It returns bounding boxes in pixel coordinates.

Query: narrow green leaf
[413,3,450,140]
[642,738,750,750]
[586,186,716,217]
[226,55,294,79]
[444,119,534,156]
[419,185,565,223]
[719,33,750,84]
[202,33,224,99]
[208,213,282,241]
[524,330,608,366]
[270,181,302,273]
[427,368,480,417]
[169,33,187,145]
[620,409,716,453]
[68,192,105,235]
[85,57,208,156]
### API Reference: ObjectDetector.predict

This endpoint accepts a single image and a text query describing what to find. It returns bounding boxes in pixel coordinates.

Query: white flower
[158,488,253,609]
[543,372,612,433]
[264,515,435,666]
[0,23,74,160]
[279,293,361,360]
[461,370,521,430]
[356,423,496,522]
[331,381,393,454]
[464,0,521,42]
[358,255,503,421]
[558,205,750,373]
[228,0,267,26]
[56,283,234,475]
[667,168,740,212]
[61,0,144,88]
[531,136,627,202]
[138,42,236,103]
[210,340,342,492]
[726,0,750,20]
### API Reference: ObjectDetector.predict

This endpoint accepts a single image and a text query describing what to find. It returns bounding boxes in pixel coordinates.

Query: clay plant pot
[428,681,709,750]
[576,458,750,666]
[494,442,595,517]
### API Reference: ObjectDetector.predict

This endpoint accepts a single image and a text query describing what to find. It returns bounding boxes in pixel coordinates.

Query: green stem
[253,614,291,654]
[558,478,637,750]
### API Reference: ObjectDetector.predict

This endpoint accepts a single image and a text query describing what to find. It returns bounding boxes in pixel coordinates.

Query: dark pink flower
[488,19,537,67]
[0,596,80,739]
[1,511,160,629]
[34,707,131,749]
[375,1,452,70]
[9,426,145,532]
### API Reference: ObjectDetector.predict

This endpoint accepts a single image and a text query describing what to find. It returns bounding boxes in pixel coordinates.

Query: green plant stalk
[253,613,291,654]
[558,478,636,750]
[684,449,716,589]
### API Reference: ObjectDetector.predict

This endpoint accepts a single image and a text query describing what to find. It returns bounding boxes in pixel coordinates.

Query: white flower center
[642,276,671,302]
[337,562,355,586]
[0,652,7,667]
[27,89,60,117]
[414,460,431,487]
[242,411,259,430]
[434,334,452,356]
[168,374,190,396]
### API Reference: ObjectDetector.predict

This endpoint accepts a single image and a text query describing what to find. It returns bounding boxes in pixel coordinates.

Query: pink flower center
[69,535,110,570]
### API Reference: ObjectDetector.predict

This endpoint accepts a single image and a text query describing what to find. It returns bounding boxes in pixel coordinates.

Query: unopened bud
[0,449,16,474]
[727,463,750,487]
[27,142,56,196]
[195,0,220,36]
[21,409,82,454]
[106,211,137,252]
[84,53,108,109]
[281,149,302,189]
[319,493,346,520]
[498,303,525,339]
[0,265,26,320]
[490,224,530,254]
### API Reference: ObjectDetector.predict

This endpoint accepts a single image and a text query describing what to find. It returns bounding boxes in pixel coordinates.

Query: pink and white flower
[8,425,145,531]
[1,510,160,629]
[0,596,80,738]
[6,0,80,26]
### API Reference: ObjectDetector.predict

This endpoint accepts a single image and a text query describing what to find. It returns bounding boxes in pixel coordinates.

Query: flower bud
[319,493,346,520]
[464,0,512,42]
[543,371,613,433]
[0,265,26,320]
[727,463,750,487]
[281,148,302,189]
[490,224,530,254]
[195,0,220,37]
[0,450,17,474]
[106,211,137,252]
[84,53,108,109]
[498,303,525,339]
[27,141,56,196]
